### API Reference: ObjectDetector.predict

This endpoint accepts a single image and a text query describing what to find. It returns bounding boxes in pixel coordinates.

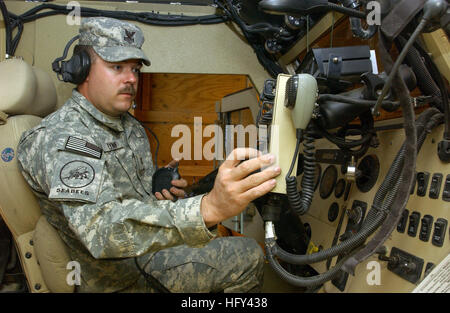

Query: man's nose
[123,68,138,84]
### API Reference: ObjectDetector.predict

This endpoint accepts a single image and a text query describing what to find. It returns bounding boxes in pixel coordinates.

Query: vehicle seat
[0,58,74,293]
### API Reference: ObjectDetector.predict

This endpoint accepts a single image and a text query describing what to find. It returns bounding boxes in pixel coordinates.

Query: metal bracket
[217,87,261,125]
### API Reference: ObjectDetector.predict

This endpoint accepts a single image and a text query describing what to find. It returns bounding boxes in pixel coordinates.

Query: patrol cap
[79,17,151,66]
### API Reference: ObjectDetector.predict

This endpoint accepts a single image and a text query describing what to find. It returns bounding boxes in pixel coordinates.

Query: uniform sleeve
[22,131,216,260]
[17,127,48,195]
[60,172,215,259]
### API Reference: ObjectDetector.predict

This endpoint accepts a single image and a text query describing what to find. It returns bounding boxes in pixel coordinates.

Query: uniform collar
[71,89,125,132]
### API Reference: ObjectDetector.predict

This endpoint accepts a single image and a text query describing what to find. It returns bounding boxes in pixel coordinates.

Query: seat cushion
[0,115,43,237]
[0,59,56,116]
[0,59,36,115]
[33,216,74,293]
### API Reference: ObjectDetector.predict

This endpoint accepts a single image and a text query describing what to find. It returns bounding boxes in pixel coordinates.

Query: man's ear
[76,75,90,94]
[82,71,91,84]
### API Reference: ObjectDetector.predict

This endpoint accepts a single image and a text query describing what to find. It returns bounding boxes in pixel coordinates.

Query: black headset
[52,35,91,85]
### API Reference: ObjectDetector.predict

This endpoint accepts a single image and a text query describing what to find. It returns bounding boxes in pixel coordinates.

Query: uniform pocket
[149,245,219,272]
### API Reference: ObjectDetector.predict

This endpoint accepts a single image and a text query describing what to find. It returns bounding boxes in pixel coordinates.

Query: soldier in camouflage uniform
[17,17,281,292]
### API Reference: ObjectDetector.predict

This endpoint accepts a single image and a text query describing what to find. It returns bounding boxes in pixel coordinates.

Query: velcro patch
[103,141,124,152]
[133,129,143,138]
[64,136,103,159]
[49,154,105,203]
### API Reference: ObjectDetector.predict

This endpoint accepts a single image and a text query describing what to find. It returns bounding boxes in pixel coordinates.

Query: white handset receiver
[269,74,318,194]
[285,73,318,131]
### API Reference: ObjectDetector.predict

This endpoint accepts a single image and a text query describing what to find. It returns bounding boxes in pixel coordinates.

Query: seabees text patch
[49,153,105,203]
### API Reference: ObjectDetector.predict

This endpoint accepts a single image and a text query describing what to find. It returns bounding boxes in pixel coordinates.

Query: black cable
[4,3,229,57]
[285,130,302,180]
[411,41,450,139]
[395,37,443,111]
[341,29,419,274]
[260,110,273,125]
[327,2,366,19]
[285,127,316,215]
[268,107,441,270]
[10,18,23,56]
[52,35,79,79]
[19,10,226,25]
[265,240,355,287]
[127,112,160,169]
[15,3,227,24]
[141,123,160,169]
[318,94,399,108]
[313,114,374,149]
[217,0,284,77]
[349,16,378,39]
[0,0,11,56]
[372,17,429,115]
[337,0,378,39]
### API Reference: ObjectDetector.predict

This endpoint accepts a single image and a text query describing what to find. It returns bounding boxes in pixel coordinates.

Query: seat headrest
[0,58,57,117]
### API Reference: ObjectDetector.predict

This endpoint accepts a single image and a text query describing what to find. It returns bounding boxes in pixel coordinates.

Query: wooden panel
[144,123,223,167]
[179,165,215,178]
[137,111,217,124]
[140,73,247,112]
[135,73,250,183]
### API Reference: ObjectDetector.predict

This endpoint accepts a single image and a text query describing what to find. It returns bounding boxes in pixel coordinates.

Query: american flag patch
[64,136,103,159]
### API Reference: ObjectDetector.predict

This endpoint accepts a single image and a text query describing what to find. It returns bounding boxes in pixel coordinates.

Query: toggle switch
[429,173,443,199]
[408,211,421,237]
[432,218,448,247]
[416,172,430,197]
[397,209,409,233]
[419,215,434,242]
[442,174,450,202]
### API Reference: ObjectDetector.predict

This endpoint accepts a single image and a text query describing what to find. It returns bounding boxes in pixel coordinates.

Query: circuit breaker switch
[407,211,421,237]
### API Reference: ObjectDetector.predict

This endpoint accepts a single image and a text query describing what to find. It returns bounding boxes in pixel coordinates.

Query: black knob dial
[347,206,362,224]
[285,75,299,108]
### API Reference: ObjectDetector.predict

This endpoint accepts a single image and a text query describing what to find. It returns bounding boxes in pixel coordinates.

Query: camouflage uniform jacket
[17,90,215,292]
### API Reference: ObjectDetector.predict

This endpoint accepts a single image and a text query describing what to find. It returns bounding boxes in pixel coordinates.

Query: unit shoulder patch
[60,160,95,188]
[49,152,105,203]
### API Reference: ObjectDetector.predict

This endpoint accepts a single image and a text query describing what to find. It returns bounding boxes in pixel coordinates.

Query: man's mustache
[118,86,136,96]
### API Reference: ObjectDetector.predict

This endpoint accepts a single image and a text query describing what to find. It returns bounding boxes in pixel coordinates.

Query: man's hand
[201,148,281,228]
[154,160,188,201]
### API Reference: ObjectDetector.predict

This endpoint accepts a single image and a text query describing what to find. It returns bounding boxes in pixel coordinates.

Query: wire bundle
[0,2,229,57]
[215,0,285,78]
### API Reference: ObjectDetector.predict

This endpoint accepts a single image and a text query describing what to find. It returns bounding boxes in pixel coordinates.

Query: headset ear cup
[61,50,91,85]
[71,50,91,85]
[78,50,91,84]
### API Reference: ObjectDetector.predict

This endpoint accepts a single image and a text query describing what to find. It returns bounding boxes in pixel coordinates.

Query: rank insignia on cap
[64,136,103,159]
[124,30,135,44]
